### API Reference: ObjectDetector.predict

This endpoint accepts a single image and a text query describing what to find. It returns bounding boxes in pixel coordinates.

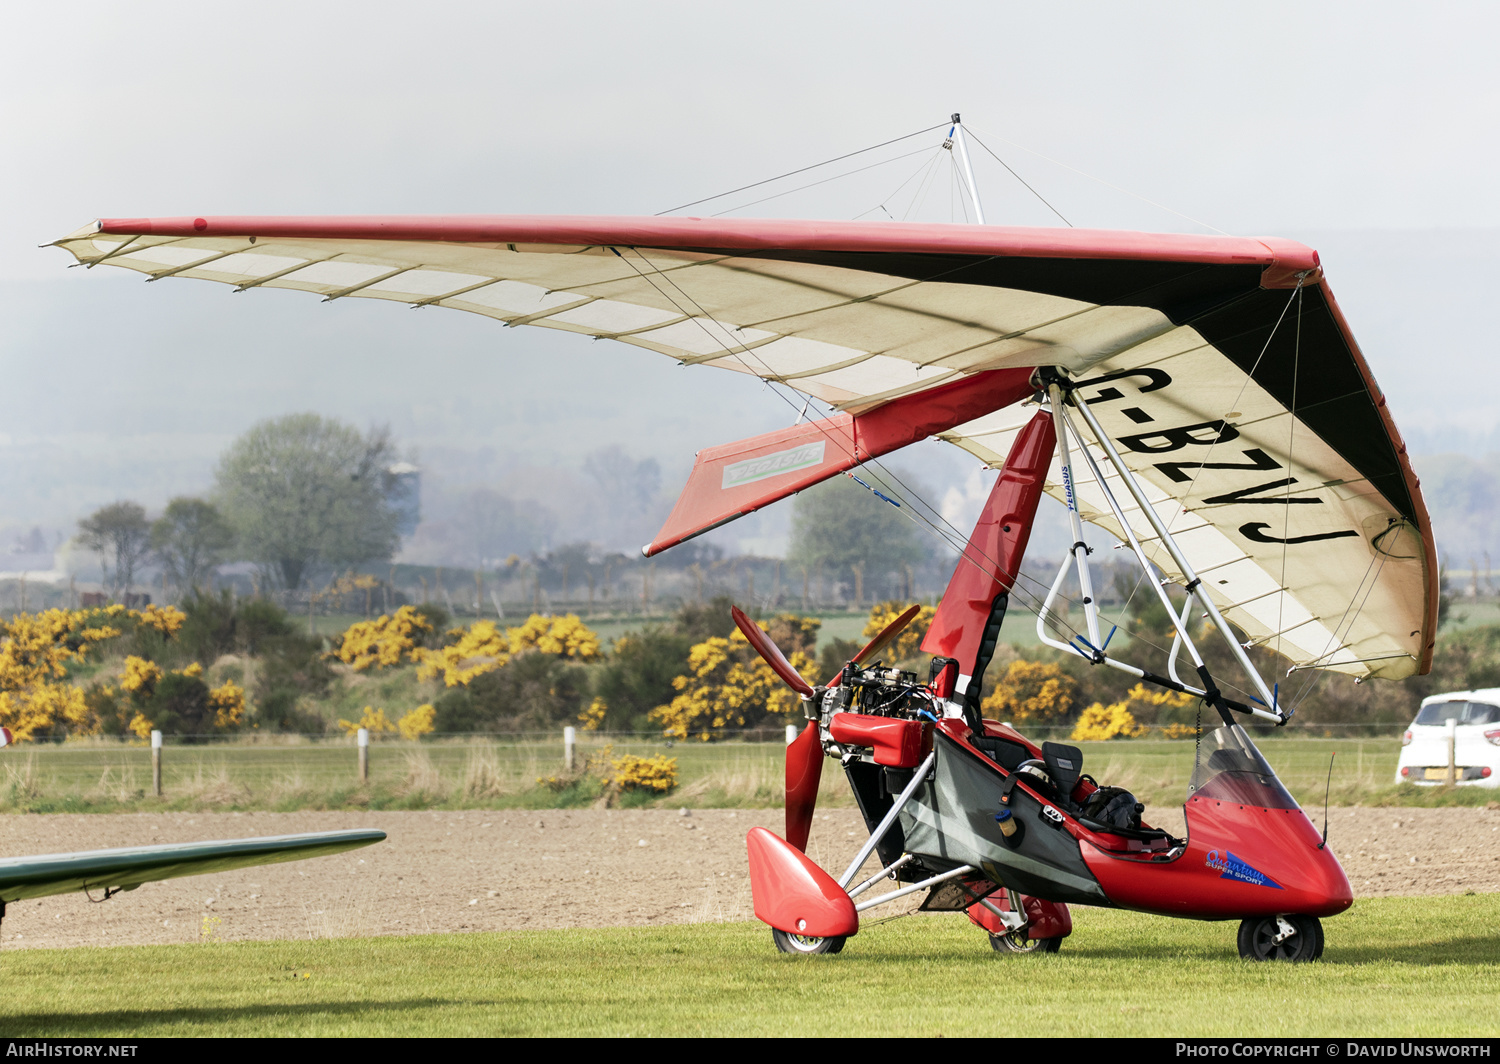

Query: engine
[819,662,933,722]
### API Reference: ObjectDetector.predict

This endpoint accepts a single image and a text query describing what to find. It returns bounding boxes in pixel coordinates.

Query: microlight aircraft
[44,123,1434,958]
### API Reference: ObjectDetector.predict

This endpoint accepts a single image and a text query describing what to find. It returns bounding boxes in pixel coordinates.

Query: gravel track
[1,805,1496,950]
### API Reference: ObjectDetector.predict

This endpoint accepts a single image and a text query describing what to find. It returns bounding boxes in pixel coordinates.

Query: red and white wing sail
[51,215,1436,679]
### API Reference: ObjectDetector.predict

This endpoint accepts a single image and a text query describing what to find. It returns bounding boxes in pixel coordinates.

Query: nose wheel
[1237,914,1324,962]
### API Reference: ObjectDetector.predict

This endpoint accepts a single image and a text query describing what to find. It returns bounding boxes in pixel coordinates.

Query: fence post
[151,730,162,796]
[564,725,576,772]
[786,724,798,746]
[1446,717,1457,786]
[358,727,370,782]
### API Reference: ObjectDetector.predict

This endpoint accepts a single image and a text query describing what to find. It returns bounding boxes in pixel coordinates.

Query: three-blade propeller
[730,604,923,852]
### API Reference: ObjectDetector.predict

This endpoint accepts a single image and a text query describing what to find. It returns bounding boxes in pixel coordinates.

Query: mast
[948,113,986,225]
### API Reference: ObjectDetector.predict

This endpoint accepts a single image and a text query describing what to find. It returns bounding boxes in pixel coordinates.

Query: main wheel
[988,930,1062,954]
[772,928,846,954]
[1237,914,1323,962]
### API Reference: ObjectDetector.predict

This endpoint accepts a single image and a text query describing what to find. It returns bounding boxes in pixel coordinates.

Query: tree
[214,414,401,590]
[151,497,235,594]
[77,501,152,601]
[787,475,928,600]
[454,488,550,568]
[583,445,663,549]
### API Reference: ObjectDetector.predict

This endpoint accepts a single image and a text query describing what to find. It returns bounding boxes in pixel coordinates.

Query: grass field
[3,732,1491,814]
[1,895,1495,1036]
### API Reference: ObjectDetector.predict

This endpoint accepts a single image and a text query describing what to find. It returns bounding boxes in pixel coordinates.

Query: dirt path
[1,805,1496,950]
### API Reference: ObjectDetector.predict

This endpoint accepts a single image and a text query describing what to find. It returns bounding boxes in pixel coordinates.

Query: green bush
[591,627,694,732]
[432,652,592,733]
[173,590,331,732]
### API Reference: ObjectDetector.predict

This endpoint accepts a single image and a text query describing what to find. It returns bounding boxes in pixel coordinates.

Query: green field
[3,732,1484,814]
[1,895,1495,1036]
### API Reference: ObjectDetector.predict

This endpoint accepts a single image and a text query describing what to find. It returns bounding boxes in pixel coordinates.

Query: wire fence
[0,726,1415,811]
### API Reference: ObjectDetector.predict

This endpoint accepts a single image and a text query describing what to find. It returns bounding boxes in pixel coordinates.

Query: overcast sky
[2,2,1497,541]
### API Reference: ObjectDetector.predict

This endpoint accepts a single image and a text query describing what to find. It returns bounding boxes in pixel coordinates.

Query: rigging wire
[851,149,943,221]
[707,145,938,217]
[1284,532,1397,713]
[967,126,1229,236]
[962,129,1073,227]
[1160,277,1307,526]
[655,122,948,216]
[899,149,948,221]
[1275,284,1305,661]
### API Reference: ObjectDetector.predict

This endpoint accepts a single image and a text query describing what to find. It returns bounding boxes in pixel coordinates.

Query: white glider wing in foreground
[0,830,386,906]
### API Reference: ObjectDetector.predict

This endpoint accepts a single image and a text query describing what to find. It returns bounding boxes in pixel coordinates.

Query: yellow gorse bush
[397,703,436,741]
[1070,700,1149,741]
[208,679,245,729]
[0,607,157,742]
[336,704,433,739]
[981,660,1078,726]
[650,626,813,742]
[1069,683,1196,741]
[119,655,163,695]
[416,614,603,688]
[506,614,602,661]
[605,753,679,794]
[337,706,398,735]
[137,604,187,638]
[578,697,607,731]
[123,659,242,736]
[334,605,434,671]
[1125,682,1195,712]
[416,620,510,687]
[862,602,936,661]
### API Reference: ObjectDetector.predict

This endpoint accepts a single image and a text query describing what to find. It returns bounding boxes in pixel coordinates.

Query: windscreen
[1188,725,1299,809]
[1413,701,1500,726]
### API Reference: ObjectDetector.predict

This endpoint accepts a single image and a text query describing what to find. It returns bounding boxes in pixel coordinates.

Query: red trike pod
[746,827,858,938]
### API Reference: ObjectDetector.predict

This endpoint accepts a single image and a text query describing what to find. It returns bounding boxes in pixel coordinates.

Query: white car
[1395,690,1500,787]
